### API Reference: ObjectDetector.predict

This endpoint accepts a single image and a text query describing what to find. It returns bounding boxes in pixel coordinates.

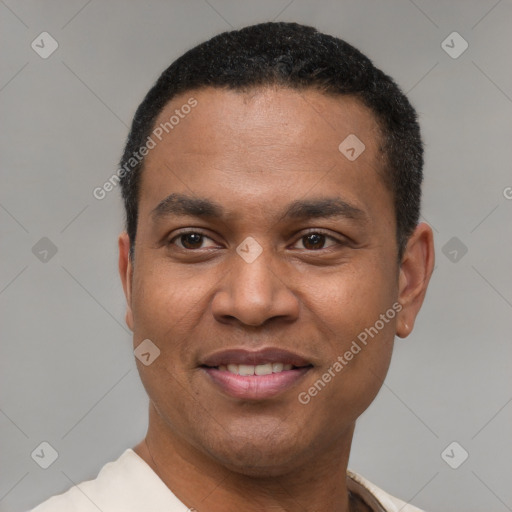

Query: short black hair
[119,21,423,260]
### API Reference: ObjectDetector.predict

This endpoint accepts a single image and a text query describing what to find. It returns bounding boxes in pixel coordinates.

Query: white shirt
[29,449,425,512]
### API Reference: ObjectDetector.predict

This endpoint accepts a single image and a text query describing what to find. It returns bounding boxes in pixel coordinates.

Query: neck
[134,402,357,512]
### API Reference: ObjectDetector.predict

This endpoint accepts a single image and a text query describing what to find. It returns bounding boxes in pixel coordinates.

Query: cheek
[303,259,397,397]
[129,272,190,390]
[131,260,209,334]
[307,259,397,335]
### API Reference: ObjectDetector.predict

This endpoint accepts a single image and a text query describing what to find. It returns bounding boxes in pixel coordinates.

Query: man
[31,22,434,512]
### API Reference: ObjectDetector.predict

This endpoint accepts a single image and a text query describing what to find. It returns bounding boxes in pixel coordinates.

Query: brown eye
[302,233,326,250]
[292,231,342,251]
[179,233,204,249]
[169,231,219,250]
[169,231,213,250]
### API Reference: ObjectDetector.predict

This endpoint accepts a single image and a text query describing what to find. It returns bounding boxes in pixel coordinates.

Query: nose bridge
[211,239,299,326]
[232,241,278,308]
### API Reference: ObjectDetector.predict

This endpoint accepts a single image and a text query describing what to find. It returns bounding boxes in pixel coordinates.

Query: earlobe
[118,232,134,331]
[396,223,435,339]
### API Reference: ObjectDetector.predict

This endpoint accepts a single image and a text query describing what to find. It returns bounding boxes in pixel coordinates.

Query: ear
[118,232,134,331]
[396,222,435,338]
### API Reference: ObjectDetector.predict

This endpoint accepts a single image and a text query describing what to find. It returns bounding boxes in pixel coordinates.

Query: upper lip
[200,347,312,367]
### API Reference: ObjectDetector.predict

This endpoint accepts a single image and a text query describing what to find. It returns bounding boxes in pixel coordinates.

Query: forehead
[149,86,382,157]
[138,86,391,227]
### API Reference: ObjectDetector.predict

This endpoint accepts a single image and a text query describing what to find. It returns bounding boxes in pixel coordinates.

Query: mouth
[200,348,313,400]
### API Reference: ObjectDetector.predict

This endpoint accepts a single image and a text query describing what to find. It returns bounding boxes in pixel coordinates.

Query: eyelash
[168,229,347,251]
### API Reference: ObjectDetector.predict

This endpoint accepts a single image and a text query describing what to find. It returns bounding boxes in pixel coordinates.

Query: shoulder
[28,449,135,512]
[28,449,187,512]
[347,470,426,512]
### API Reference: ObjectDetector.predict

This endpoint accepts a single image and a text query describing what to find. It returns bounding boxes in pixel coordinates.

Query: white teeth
[255,363,273,375]
[238,364,254,376]
[219,362,295,375]
[272,362,284,373]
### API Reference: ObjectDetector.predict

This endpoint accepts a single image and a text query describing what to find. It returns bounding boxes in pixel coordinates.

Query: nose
[211,246,300,327]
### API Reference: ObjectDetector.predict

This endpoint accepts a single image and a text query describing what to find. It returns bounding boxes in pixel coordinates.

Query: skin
[118,86,434,512]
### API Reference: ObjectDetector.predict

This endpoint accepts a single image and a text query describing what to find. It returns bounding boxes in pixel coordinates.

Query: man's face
[121,87,404,475]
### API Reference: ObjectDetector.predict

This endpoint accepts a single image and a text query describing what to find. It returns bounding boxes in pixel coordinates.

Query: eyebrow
[151,193,224,220]
[283,197,368,223]
[151,193,368,224]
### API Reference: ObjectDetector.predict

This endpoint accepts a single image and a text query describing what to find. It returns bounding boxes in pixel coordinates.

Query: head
[118,22,434,476]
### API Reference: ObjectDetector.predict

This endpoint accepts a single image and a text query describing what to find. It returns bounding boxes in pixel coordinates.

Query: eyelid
[168,228,220,249]
[291,228,349,248]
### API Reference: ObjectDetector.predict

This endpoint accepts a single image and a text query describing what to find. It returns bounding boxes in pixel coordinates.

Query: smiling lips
[201,348,313,400]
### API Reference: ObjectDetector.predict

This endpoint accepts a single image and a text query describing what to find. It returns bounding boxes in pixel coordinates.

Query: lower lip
[203,367,311,400]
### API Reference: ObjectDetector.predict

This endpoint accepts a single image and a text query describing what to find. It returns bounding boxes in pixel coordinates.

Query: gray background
[1,1,511,511]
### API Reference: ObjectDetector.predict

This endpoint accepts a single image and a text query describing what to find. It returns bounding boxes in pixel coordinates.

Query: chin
[200,422,311,478]
[212,445,303,478]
